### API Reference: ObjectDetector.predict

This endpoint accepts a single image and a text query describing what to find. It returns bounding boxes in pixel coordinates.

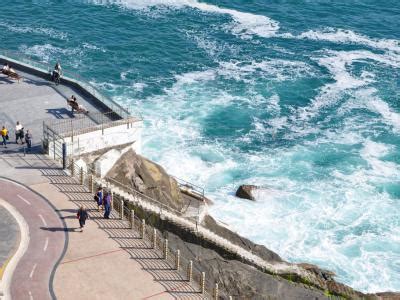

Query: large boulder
[235,184,259,201]
[106,149,184,211]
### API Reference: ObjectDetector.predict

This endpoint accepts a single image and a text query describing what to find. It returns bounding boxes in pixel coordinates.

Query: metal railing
[43,111,142,138]
[66,158,216,297]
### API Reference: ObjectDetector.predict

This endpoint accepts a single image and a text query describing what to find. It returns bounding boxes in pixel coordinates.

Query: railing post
[88,175,93,193]
[79,167,84,185]
[152,228,156,249]
[130,210,135,229]
[175,250,180,271]
[187,261,193,282]
[52,131,56,160]
[70,158,75,176]
[120,199,124,220]
[200,272,205,294]
[141,219,146,239]
[213,283,219,300]
[163,239,168,260]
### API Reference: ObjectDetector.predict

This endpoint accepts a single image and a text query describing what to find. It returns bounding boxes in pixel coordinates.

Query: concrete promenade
[0,69,202,299]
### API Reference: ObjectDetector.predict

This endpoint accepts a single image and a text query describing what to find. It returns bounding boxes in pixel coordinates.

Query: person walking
[94,186,103,212]
[103,191,112,219]
[15,121,24,144]
[77,205,89,232]
[1,126,8,148]
[25,130,32,150]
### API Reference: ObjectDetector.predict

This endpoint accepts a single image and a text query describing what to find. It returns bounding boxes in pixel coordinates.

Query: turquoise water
[1,0,400,292]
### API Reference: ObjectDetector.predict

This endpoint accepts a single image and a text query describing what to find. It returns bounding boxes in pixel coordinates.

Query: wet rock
[235,184,259,201]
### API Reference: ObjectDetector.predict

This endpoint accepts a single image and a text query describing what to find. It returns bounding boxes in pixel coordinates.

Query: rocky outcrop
[236,184,258,201]
[105,149,400,299]
[166,229,330,300]
[107,149,185,211]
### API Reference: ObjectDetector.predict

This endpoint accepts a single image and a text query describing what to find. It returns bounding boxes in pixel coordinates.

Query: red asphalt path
[1,179,66,300]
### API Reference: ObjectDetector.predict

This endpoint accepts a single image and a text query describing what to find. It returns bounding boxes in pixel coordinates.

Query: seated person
[52,62,62,81]
[2,63,10,74]
[67,95,88,113]
[2,64,22,81]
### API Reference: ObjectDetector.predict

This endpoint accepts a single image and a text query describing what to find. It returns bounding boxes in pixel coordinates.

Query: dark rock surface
[167,230,329,300]
[203,215,283,263]
[236,184,258,201]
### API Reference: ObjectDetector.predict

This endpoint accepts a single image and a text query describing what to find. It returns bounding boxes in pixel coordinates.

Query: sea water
[1,0,399,292]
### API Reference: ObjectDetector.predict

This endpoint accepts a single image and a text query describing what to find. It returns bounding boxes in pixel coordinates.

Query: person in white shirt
[2,63,10,73]
[15,121,24,144]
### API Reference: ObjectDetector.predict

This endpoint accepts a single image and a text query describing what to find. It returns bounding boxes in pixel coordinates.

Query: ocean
[1,0,399,292]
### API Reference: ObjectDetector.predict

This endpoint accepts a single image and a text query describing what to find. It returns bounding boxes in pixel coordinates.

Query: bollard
[141,219,146,239]
[175,250,180,271]
[163,239,169,260]
[187,261,193,282]
[152,228,156,249]
[80,167,84,185]
[88,175,93,193]
[70,158,75,176]
[213,283,219,300]
[130,210,135,229]
[120,199,124,220]
[229,297,233,300]
[200,272,205,294]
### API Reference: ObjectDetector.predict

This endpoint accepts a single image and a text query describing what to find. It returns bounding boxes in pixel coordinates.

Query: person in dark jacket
[103,191,112,219]
[77,205,89,232]
[94,186,103,211]
[25,130,32,150]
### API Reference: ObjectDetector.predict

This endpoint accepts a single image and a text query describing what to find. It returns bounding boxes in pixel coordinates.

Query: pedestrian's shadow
[40,226,77,232]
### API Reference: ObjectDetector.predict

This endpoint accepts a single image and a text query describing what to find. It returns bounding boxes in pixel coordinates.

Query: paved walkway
[0,206,19,279]
[0,151,202,299]
[0,179,65,300]
[0,63,204,299]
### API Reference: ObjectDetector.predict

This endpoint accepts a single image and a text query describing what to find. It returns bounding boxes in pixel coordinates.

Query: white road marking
[17,194,31,205]
[38,214,47,227]
[29,291,33,300]
[43,237,49,252]
[29,263,37,279]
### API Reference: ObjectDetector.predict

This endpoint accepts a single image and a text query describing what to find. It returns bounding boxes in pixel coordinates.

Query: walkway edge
[0,199,30,300]
[0,177,69,300]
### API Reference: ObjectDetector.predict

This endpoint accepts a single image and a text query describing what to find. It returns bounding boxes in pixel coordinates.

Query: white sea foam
[88,0,279,38]
[295,28,400,53]
[296,49,400,121]
[19,44,83,64]
[0,21,68,40]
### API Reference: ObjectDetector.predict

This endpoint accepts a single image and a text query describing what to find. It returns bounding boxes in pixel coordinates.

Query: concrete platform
[0,69,112,150]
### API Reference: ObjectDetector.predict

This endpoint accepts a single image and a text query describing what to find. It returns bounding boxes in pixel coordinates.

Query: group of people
[75,187,113,232]
[94,187,113,219]
[0,121,33,149]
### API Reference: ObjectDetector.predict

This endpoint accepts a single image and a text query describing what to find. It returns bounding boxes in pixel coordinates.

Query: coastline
[1,53,399,299]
